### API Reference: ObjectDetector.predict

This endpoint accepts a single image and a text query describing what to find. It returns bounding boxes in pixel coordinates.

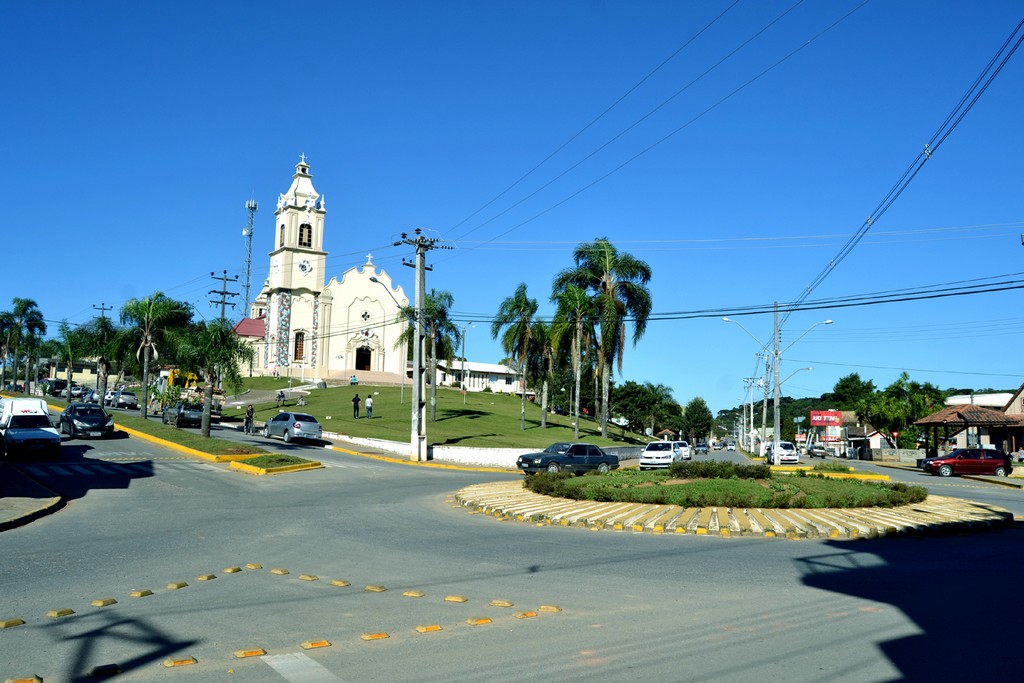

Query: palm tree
[526,321,554,428]
[553,238,652,438]
[55,321,89,400]
[8,298,46,395]
[79,315,120,402]
[394,290,460,422]
[491,283,538,431]
[172,319,254,437]
[550,283,593,438]
[120,293,192,419]
[0,310,16,390]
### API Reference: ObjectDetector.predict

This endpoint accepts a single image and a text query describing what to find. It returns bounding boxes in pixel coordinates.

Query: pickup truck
[162,402,204,428]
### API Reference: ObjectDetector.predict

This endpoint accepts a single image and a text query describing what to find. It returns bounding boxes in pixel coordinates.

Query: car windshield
[543,442,572,454]
[293,414,318,423]
[76,407,106,417]
[9,415,52,428]
[646,443,671,451]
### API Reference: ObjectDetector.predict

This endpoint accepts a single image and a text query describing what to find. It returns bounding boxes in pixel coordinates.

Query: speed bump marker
[245,563,263,570]
[0,618,26,628]
[330,579,351,587]
[514,611,538,619]
[360,632,390,641]
[197,574,216,582]
[466,617,492,626]
[416,624,443,633]
[539,605,562,613]
[91,598,117,608]
[130,589,153,598]
[5,675,42,682]
[47,608,75,618]
[167,582,188,590]
[489,599,514,608]
[364,585,387,592]
[301,640,331,650]
[224,566,242,574]
[444,595,468,603]
[163,656,198,668]
[403,590,425,598]
[270,568,289,575]
[234,648,267,658]
[299,574,319,581]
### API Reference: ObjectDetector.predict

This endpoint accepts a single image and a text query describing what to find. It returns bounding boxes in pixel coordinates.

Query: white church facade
[234,158,410,384]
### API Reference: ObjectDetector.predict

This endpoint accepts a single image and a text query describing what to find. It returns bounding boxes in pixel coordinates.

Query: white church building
[234,158,410,384]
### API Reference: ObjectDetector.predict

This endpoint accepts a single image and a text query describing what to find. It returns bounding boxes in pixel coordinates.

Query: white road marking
[262,652,343,682]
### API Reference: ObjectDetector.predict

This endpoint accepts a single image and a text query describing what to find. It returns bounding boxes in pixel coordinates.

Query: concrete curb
[0,463,65,533]
[114,425,263,463]
[324,445,510,473]
[454,480,1015,540]
[229,460,325,476]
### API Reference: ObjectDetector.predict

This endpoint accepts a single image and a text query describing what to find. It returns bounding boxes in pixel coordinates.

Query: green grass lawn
[223,381,644,449]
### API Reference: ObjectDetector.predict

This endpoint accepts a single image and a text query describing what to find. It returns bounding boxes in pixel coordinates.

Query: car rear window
[293,414,318,423]
[10,415,52,428]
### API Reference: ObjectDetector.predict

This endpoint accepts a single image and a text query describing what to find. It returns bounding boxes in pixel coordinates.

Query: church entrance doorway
[356,347,372,371]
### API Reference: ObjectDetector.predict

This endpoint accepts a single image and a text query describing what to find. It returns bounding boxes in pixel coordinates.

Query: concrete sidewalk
[0,462,64,532]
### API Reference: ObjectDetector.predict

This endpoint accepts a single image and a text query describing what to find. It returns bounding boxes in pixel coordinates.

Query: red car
[921,448,1013,477]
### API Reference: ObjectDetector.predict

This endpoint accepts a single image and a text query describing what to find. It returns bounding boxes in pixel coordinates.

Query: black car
[60,403,115,439]
[163,401,204,428]
[516,442,619,475]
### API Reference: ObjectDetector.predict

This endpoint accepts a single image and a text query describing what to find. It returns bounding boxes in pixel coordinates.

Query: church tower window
[279,224,286,247]
[294,332,305,361]
[299,223,312,248]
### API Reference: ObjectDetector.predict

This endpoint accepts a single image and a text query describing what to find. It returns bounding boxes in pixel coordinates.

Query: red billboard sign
[810,410,842,426]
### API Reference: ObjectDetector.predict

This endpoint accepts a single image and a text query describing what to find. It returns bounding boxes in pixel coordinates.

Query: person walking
[352,393,360,419]
[365,395,373,419]
[244,404,255,435]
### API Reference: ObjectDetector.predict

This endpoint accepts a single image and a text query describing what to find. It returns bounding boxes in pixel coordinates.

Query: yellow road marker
[5,675,42,682]
[466,617,492,626]
[47,608,75,618]
[234,648,267,658]
[0,618,26,628]
[301,640,331,649]
[539,605,562,613]
[514,611,538,619]
[364,585,387,592]
[330,579,351,587]
[224,566,242,574]
[245,563,263,570]
[130,589,153,598]
[270,568,289,575]
[416,624,443,633]
[360,632,390,641]
[196,574,216,581]
[91,598,117,607]
[403,590,425,598]
[489,599,513,607]
[163,656,198,667]
[167,581,188,590]
[299,574,319,581]
[444,595,468,603]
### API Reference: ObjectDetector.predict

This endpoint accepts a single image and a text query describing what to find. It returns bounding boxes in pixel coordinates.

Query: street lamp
[369,276,407,405]
[772,305,832,465]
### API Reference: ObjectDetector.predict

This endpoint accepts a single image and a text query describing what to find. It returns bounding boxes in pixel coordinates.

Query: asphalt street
[1,426,1022,682]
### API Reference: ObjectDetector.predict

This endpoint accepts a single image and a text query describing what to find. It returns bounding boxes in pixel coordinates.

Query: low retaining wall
[863,448,924,464]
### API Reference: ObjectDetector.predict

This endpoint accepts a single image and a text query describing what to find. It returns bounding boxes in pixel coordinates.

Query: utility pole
[772,301,782,467]
[396,228,451,462]
[92,303,113,394]
[241,199,257,320]
[209,271,240,320]
[92,303,112,320]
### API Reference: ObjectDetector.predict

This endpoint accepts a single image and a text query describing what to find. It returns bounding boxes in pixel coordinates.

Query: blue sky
[5,1,1024,417]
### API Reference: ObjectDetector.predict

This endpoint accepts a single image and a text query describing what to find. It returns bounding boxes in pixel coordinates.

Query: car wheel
[546,462,561,473]
[283,430,292,443]
[938,464,953,477]
[995,466,1007,477]
[597,462,610,474]
[263,426,271,439]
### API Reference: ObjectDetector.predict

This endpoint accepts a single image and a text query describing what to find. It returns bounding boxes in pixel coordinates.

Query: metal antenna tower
[241,198,258,319]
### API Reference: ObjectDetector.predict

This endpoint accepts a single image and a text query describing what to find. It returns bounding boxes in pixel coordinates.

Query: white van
[0,397,60,459]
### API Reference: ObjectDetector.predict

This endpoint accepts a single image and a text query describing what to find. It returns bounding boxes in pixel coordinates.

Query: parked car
[162,401,204,428]
[639,441,676,470]
[82,390,102,404]
[765,441,799,464]
[60,403,115,439]
[262,412,323,443]
[517,442,619,475]
[726,441,736,451]
[921,448,1012,477]
[809,445,830,459]
[113,392,138,409]
[47,380,68,397]
[695,442,709,455]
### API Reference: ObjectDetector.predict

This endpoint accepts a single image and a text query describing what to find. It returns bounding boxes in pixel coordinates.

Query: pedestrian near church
[365,395,373,419]
[352,394,360,419]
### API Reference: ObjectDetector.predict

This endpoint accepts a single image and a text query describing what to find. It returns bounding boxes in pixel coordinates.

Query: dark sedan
[59,403,115,439]
[163,401,204,428]
[516,442,619,475]
[921,448,1013,477]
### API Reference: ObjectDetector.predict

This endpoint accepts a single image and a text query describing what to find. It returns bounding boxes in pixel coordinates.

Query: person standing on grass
[365,395,373,419]
[244,404,255,435]
[352,393,360,419]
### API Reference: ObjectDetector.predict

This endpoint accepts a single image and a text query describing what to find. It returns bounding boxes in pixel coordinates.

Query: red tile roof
[233,317,266,338]
[913,404,1019,427]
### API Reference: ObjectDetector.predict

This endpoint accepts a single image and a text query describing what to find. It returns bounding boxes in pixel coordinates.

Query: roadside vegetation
[239,454,312,469]
[522,460,928,509]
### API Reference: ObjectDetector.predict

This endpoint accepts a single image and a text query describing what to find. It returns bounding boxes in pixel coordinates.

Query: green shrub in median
[522,467,927,509]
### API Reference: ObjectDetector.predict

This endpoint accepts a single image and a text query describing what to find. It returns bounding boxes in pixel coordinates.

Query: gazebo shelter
[656,429,677,440]
[913,404,1021,455]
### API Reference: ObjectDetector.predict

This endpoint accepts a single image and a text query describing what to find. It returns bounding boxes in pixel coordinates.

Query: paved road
[1,435,1021,681]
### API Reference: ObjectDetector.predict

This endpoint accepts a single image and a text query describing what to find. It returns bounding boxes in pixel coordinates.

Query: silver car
[263,412,323,443]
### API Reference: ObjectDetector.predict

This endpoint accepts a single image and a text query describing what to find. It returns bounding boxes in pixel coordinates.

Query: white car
[639,441,676,470]
[766,441,799,464]
[672,440,691,461]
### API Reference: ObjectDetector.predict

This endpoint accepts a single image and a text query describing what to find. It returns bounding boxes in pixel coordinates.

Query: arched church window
[279,224,285,247]
[294,332,305,361]
[299,223,312,248]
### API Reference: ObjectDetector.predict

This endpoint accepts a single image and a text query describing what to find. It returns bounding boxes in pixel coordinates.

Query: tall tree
[0,310,15,390]
[856,372,943,448]
[8,298,46,395]
[120,293,192,419]
[491,283,538,431]
[682,397,714,443]
[553,238,652,438]
[551,283,593,439]
[172,319,254,438]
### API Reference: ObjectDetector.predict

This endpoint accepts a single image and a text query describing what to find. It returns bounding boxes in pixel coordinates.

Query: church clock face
[298,259,312,275]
